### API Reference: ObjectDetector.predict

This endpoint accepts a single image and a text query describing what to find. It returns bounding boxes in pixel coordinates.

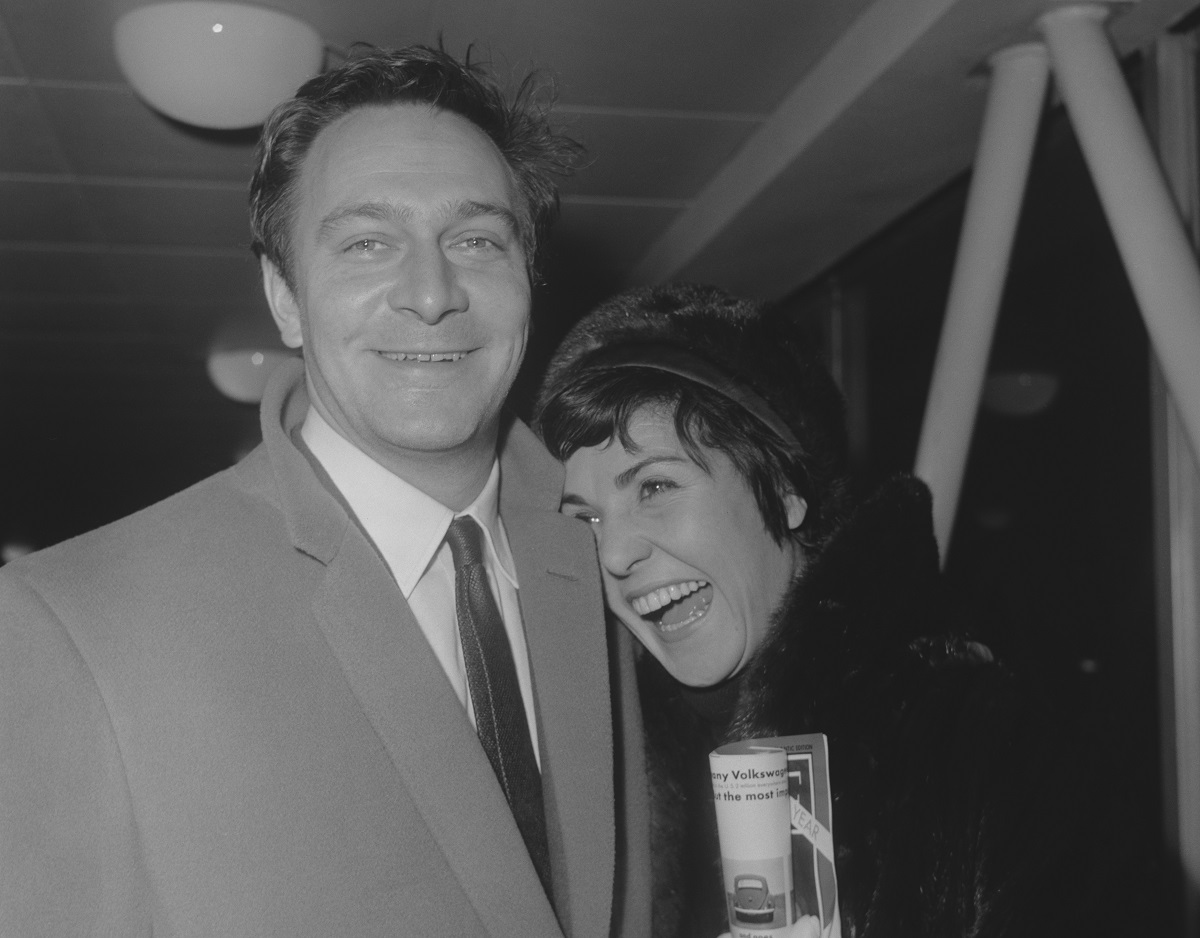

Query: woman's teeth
[631,580,707,616]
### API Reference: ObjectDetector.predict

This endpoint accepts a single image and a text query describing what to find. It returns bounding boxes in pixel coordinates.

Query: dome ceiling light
[113,1,324,129]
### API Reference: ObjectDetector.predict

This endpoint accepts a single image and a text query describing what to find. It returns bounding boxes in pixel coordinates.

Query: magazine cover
[709,743,795,936]
[711,733,837,933]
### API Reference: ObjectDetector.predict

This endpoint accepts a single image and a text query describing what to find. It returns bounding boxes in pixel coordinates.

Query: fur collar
[730,474,968,742]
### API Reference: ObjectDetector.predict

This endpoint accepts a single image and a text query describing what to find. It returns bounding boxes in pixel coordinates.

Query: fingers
[793,915,821,938]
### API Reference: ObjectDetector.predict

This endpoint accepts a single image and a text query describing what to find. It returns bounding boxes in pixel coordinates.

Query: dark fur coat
[640,475,1168,938]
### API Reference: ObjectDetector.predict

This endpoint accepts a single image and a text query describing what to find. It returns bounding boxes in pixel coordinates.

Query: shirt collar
[456,458,520,592]
[299,406,519,597]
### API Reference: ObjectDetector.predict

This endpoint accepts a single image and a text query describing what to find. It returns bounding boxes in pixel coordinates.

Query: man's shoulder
[4,447,282,590]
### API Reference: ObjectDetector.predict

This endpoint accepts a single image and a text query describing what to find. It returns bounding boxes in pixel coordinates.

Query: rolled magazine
[710,734,837,935]
[709,744,794,935]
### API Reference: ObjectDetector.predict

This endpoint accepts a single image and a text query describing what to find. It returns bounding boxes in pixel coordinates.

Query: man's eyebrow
[316,199,520,241]
[316,201,405,239]
[560,493,588,507]
[450,200,521,235]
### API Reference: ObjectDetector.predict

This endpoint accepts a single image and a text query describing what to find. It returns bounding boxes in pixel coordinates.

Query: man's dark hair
[249,44,583,289]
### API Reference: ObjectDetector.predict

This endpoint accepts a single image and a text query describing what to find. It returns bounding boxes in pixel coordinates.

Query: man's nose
[386,243,468,324]
[596,518,651,577]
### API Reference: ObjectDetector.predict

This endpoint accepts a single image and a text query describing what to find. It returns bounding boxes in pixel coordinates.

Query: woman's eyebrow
[614,455,686,489]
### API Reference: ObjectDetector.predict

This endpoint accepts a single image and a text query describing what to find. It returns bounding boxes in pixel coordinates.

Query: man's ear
[260,256,304,350]
[784,492,808,533]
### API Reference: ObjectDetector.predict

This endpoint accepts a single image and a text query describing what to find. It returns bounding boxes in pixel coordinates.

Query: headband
[579,342,801,450]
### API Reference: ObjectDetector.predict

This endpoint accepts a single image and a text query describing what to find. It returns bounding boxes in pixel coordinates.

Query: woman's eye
[573,510,600,525]
[638,478,676,500]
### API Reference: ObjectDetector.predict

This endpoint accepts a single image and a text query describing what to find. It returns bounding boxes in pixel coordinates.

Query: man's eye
[573,510,600,525]
[345,238,384,254]
[453,235,502,253]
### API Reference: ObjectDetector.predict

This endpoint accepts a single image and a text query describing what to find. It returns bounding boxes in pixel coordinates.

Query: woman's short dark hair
[248,44,583,289]
[535,283,851,554]
[539,368,835,549]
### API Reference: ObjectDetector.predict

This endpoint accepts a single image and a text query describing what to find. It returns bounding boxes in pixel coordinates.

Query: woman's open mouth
[631,580,712,636]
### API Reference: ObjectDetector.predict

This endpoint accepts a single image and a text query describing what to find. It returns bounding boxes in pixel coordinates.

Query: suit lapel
[311,531,564,938]
[258,367,563,938]
[500,425,616,938]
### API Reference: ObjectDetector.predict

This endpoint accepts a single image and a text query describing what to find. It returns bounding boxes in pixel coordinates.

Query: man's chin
[374,424,495,459]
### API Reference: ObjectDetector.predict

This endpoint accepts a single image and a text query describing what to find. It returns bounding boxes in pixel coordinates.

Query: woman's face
[561,407,806,687]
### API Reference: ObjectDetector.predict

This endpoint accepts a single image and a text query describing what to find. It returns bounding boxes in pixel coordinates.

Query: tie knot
[446,515,486,570]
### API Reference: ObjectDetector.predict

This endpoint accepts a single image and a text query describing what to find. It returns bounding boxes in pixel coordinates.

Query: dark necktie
[445,516,552,897]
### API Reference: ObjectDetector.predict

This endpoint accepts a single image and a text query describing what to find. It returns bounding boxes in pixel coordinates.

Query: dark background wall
[779,86,1165,883]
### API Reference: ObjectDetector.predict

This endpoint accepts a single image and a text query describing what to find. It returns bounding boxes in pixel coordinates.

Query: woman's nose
[595,518,652,577]
[386,243,468,323]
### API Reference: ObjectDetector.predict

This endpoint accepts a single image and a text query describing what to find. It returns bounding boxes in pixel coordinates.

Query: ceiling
[0,0,1195,549]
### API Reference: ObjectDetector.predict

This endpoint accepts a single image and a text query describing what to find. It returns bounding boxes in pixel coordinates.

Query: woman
[535,283,1165,938]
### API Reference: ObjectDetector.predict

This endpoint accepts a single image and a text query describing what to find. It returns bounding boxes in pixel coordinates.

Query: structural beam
[1147,30,1200,933]
[630,0,964,285]
[1041,4,1200,468]
[913,44,1050,560]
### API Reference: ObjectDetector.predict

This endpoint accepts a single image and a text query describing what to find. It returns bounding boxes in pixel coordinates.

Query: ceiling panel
[0,295,228,338]
[365,0,875,113]
[273,0,440,57]
[1,362,234,419]
[0,83,69,173]
[2,0,876,115]
[102,251,263,302]
[0,332,196,366]
[0,245,121,296]
[36,85,257,180]
[85,181,251,249]
[0,178,102,242]
[0,0,123,81]
[675,68,989,299]
[552,200,681,273]
[639,0,1200,297]
[559,109,761,200]
[0,12,23,74]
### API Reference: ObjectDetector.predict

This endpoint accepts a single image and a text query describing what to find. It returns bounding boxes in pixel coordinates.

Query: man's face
[263,103,531,475]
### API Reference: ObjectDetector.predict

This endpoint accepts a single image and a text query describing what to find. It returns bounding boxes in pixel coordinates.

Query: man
[0,46,649,937]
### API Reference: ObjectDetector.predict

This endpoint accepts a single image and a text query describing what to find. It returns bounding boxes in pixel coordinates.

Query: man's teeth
[381,351,467,362]
[631,580,708,616]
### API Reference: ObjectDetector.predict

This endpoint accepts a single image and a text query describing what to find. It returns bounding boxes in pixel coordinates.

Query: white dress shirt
[300,407,539,763]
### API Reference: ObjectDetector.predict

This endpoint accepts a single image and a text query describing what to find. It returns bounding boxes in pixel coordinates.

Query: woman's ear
[784,492,808,532]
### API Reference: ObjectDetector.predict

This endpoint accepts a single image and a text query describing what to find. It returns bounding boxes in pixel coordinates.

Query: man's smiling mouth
[631,580,712,634]
[378,351,469,362]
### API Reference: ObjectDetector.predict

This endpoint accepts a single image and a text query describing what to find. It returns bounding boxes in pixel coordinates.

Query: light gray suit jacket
[0,361,651,937]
